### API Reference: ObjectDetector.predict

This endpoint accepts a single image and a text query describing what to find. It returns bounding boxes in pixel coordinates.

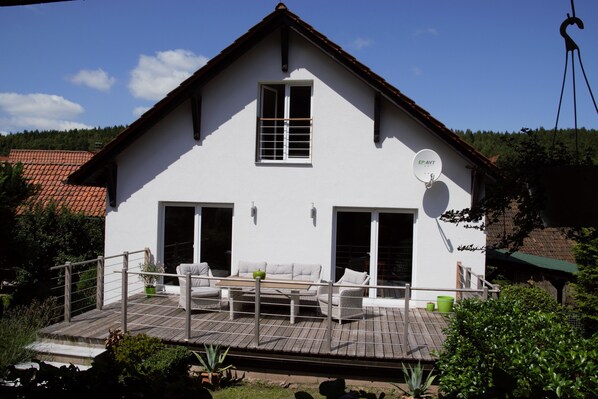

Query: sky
[1,0,597,135]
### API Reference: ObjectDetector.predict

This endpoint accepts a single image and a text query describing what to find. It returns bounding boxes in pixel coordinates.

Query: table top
[215,277,310,291]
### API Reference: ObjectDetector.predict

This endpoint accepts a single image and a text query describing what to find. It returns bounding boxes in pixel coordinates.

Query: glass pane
[289,86,311,158]
[163,206,194,285]
[200,207,233,277]
[377,213,413,298]
[260,84,284,160]
[335,212,371,280]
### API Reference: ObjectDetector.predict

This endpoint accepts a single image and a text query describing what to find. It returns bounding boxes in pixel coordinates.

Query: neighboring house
[8,149,105,217]
[486,205,578,305]
[69,3,496,305]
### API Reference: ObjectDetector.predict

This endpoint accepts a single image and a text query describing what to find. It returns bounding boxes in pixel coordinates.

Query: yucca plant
[192,344,233,386]
[392,361,436,398]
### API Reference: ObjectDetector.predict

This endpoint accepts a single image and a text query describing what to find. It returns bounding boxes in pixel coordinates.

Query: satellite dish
[413,149,442,188]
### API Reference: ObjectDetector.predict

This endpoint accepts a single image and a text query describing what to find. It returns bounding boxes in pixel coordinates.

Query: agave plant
[193,344,233,385]
[392,361,436,398]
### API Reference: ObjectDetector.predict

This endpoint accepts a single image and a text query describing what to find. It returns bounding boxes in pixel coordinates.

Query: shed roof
[9,149,105,217]
[68,3,497,187]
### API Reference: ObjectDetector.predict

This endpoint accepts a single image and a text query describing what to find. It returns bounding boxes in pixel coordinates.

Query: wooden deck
[40,293,448,373]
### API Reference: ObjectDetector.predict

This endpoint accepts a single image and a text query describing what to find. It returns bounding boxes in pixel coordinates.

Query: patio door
[334,210,414,298]
[162,204,233,285]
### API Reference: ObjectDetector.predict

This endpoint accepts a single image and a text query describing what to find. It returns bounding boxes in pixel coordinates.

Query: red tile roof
[486,204,576,264]
[8,150,105,217]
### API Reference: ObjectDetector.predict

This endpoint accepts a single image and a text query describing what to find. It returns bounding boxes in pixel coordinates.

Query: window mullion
[283,85,291,161]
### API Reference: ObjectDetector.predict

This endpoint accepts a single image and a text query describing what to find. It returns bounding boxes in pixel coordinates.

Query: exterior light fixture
[251,202,257,217]
[310,203,316,219]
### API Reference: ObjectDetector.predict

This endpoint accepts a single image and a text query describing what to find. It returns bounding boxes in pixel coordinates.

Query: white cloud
[414,27,439,36]
[129,49,208,101]
[0,92,91,132]
[133,106,150,117]
[69,68,116,91]
[350,37,371,50]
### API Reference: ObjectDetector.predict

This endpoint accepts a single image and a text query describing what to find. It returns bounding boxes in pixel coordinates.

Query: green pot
[426,302,435,312]
[252,269,266,280]
[437,296,454,313]
[145,286,156,297]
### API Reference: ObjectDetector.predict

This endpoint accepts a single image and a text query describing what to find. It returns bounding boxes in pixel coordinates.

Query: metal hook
[560,13,584,52]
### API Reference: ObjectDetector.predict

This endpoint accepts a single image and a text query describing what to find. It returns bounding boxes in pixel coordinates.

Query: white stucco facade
[101,29,486,305]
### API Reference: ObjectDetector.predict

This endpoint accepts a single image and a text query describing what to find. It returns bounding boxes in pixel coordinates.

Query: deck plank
[39,294,448,365]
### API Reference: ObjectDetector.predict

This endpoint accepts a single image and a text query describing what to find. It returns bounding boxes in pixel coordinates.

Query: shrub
[437,295,598,398]
[108,332,193,396]
[500,283,562,313]
[0,298,57,378]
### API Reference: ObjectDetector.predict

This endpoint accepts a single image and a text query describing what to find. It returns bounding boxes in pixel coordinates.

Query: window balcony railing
[257,117,312,162]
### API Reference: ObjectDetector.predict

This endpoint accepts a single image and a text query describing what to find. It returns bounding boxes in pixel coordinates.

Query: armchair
[317,268,370,323]
[176,263,221,310]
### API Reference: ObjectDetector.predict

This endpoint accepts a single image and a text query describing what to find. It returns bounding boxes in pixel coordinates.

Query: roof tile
[8,150,105,217]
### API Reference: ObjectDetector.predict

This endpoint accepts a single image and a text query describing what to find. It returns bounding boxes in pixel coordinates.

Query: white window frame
[257,81,313,164]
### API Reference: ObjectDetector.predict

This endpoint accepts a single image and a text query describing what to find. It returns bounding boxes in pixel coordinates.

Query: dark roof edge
[69,3,497,186]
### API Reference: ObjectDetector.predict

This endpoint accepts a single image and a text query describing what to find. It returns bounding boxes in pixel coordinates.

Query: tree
[11,201,104,306]
[441,128,596,252]
[572,228,598,337]
[0,162,38,284]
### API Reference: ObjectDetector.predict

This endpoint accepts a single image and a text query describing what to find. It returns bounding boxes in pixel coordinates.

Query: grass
[210,379,411,398]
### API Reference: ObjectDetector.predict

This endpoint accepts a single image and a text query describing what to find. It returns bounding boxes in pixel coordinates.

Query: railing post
[403,283,411,357]
[456,262,463,300]
[64,262,72,323]
[477,275,484,290]
[326,280,333,352]
[121,251,129,332]
[254,277,261,346]
[483,286,488,300]
[185,272,192,340]
[96,256,104,310]
[465,267,472,289]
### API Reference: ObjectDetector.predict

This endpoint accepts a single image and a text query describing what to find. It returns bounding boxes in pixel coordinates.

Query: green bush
[109,332,193,396]
[500,283,562,313]
[437,295,598,398]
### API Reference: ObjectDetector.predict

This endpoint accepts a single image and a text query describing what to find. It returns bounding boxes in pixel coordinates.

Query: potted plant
[193,344,234,387]
[252,268,266,280]
[139,260,164,297]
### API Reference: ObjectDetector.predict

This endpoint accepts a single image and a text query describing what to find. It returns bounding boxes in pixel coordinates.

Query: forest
[0,125,126,156]
[0,125,596,161]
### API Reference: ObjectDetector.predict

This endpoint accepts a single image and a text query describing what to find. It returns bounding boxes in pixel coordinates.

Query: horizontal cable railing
[257,117,312,161]
[52,253,500,360]
[50,248,150,324]
[111,269,499,359]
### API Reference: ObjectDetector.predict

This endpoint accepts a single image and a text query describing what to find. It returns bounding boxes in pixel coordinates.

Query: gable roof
[9,149,105,217]
[68,2,497,187]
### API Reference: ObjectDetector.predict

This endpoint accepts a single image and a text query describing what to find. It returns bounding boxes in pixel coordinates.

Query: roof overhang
[68,3,498,187]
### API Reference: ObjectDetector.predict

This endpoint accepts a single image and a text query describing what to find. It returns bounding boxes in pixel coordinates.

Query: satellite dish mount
[413,149,442,189]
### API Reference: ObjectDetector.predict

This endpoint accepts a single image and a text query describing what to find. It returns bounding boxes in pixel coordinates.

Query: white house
[69,3,496,306]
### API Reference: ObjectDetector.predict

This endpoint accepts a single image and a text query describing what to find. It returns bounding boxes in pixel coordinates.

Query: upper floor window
[257,82,312,163]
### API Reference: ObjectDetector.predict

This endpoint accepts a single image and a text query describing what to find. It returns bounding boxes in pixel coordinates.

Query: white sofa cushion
[292,263,321,282]
[237,260,267,278]
[177,263,210,287]
[340,268,369,285]
[266,263,293,280]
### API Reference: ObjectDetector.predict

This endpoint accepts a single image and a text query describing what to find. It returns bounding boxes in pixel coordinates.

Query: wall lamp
[251,202,257,217]
[310,202,317,219]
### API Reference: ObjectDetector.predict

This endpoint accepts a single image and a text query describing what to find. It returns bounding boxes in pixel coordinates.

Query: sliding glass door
[335,210,414,298]
[162,204,233,285]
